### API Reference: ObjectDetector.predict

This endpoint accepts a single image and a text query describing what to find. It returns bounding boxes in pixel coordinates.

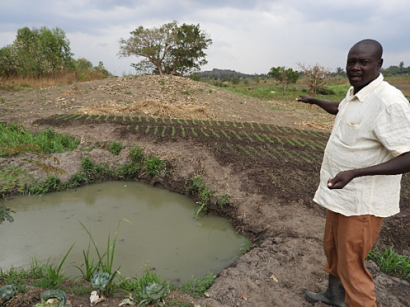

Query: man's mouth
[349,75,361,81]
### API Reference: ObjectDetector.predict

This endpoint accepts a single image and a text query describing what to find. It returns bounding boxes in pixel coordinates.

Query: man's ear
[378,58,384,70]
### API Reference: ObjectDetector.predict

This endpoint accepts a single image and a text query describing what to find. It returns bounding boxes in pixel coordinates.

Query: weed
[80,219,132,294]
[144,156,166,177]
[238,237,252,255]
[181,272,216,298]
[73,241,99,282]
[108,141,123,155]
[367,247,410,280]
[0,124,78,157]
[31,243,75,289]
[0,205,15,224]
[185,175,215,218]
[24,176,61,194]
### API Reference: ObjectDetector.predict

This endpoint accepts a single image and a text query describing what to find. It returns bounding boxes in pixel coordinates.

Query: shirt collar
[346,73,384,102]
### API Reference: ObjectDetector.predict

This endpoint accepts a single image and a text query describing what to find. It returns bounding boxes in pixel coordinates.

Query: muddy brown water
[0,181,244,282]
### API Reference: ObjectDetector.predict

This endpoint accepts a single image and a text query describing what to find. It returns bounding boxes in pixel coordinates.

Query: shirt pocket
[339,119,361,146]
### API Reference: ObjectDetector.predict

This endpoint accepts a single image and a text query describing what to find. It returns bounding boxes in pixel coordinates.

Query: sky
[1,0,409,76]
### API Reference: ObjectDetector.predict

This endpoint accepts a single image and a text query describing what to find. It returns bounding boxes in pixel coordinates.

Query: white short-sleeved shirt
[313,74,410,217]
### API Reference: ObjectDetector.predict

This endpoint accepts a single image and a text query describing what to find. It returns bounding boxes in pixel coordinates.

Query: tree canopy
[268,66,299,94]
[0,26,73,77]
[118,21,212,76]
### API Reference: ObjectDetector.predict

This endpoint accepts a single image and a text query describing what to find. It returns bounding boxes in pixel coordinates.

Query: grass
[367,247,410,280]
[0,123,79,157]
[79,219,132,294]
[180,272,216,298]
[0,70,108,91]
[184,175,215,218]
[31,243,75,289]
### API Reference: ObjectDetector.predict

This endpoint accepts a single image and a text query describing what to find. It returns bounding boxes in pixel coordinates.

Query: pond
[0,181,245,282]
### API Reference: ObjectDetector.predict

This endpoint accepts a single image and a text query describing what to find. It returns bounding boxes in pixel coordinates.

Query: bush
[317,88,336,95]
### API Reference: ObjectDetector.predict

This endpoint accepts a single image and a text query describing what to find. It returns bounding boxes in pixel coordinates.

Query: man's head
[346,39,383,94]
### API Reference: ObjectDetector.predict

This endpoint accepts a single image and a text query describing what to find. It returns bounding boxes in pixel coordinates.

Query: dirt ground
[1,75,410,307]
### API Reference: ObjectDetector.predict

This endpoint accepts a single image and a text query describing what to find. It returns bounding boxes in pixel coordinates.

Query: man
[297,39,410,306]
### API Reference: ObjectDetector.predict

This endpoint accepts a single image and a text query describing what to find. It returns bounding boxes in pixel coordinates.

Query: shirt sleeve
[374,101,410,157]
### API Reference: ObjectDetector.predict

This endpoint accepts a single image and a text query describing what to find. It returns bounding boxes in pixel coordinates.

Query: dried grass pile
[79,100,217,120]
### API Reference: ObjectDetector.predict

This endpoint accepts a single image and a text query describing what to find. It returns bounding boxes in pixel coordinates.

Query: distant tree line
[0,26,109,79]
[381,62,410,76]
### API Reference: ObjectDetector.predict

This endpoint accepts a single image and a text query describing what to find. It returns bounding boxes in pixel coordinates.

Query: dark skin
[296,41,410,189]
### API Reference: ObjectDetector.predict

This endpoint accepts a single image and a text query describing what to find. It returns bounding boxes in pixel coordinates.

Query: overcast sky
[1,0,409,76]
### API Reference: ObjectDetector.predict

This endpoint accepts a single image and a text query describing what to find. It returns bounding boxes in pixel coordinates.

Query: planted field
[34,114,410,208]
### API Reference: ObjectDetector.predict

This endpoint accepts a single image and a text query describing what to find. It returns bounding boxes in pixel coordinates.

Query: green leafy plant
[108,141,123,155]
[0,205,15,225]
[238,237,252,255]
[139,282,170,307]
[367,247,410,280]
[143,156,166,177]
[185,175,215,218]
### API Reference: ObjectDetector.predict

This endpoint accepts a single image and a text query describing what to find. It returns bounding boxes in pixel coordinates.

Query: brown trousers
[323,210,383,307]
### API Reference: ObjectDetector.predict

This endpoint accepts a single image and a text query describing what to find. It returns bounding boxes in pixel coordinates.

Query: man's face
[346,44,382,93]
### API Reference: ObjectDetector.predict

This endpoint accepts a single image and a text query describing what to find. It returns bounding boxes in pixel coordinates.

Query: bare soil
[1,75,409,307]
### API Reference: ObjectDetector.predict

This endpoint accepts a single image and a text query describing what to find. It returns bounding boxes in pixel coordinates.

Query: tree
[297,63,330,96]
[267,66,299,94]
[118,21,212,76]
[0,26,73,77]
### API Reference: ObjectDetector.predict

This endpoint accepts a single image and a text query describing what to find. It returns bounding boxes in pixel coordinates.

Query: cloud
[0,0,408,74]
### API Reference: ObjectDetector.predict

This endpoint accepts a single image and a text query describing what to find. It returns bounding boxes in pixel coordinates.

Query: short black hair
[353,39,383,60]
